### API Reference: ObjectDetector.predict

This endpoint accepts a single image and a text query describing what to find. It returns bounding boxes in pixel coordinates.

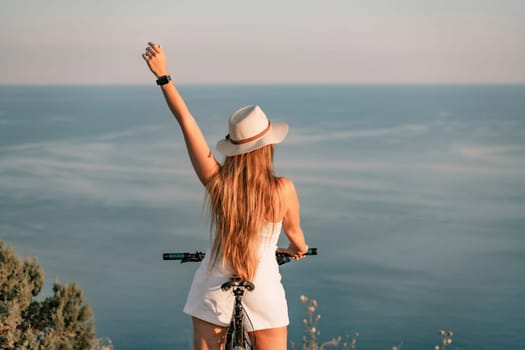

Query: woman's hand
[142,42,169,78]
[277,244,308,260]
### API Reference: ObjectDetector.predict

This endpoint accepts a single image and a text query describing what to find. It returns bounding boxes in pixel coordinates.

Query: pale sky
[1,0,524,85]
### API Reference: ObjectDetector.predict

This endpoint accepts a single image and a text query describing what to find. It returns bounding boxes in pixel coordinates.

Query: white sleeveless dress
[183,221,289,330]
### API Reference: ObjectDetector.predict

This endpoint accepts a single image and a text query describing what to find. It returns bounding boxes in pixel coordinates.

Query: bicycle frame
[221,277,255,349]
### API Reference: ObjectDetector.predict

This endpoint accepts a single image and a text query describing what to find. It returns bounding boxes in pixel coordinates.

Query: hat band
[226,122,272,145]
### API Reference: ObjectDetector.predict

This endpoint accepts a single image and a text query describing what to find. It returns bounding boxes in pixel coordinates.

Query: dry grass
[291,295,454,350]
[290,295,358,350]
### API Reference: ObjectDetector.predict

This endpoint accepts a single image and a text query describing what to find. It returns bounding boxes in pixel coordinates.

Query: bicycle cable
[241,302,256,348]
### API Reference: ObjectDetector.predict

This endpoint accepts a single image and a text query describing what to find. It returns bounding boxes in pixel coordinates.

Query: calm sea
[1,85,524,349]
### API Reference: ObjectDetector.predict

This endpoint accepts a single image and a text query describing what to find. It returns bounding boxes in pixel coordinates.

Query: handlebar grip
[162,253,187,260]
[162,251,206,262]
[306,248,318,255]
[275,247,318,265]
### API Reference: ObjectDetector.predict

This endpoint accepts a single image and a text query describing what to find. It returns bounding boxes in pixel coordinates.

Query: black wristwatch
[156,75,172,86]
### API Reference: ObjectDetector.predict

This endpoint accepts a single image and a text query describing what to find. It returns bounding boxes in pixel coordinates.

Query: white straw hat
[216,105,288,156]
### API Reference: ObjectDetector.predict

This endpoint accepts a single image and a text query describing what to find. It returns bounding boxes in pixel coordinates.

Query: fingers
[143,42,162,60]
[148,42,162,54]
[144,47,156,59]
[292,253,306,260]
[289,249,306,260]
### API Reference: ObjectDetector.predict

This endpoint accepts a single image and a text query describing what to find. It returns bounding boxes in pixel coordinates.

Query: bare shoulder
[278,176,293,189]
[277,177,297,198]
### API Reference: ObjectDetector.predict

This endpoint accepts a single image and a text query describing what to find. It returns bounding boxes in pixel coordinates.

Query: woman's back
[206,144,284,281]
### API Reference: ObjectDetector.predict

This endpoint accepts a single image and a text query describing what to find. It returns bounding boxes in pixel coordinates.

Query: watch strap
[156,75,172,86]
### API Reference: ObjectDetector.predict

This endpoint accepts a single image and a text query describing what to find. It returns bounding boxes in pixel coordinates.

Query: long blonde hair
[206,144,283,281]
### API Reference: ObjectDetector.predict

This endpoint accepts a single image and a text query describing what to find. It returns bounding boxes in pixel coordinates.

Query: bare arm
[142,42,219,185]
[279,178,308,258]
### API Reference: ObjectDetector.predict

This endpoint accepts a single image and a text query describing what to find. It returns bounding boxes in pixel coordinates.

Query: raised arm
[142,42,219,185]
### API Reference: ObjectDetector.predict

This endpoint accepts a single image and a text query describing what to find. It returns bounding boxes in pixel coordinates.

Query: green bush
[0,240,96,350]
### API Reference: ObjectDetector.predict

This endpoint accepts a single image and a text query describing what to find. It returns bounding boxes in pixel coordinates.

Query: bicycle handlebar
[162,251,206,262]
[163,248,317,265]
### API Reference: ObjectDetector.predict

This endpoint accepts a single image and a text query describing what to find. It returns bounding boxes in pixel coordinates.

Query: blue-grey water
[1,85,524,349]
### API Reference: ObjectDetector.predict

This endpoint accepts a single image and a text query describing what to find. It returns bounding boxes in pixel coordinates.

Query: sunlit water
[1,85,524,349]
